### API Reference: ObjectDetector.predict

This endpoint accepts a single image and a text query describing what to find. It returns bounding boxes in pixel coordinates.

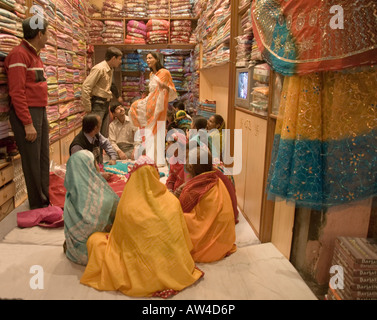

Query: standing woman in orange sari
[129,52,177,162]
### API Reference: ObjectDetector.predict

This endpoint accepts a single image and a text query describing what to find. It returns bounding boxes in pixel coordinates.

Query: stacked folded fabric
[122,76,143,107]
[163,53,185,91]
[250,38,262,62]
[66,84,74,100]
[0,84,9,114]
[43,2,56,28]
[73,83,82,98]
[125,0,147,18]
[57,32,72,51]
[58,67,66,83]
[170,20,192,44]
[0,8,22,38]
[49,121,60,143]
[235,34,253,67]
[102,0,124,18]
[72,39,86,56]
[58,84,67,101]
[45,66,58,85]
[74,100,85,113]
[65,68,74,84]
[57,49,66,66]
[102,20,123,44]
[87,2,101,18]
[147,0,169,17]
[146,19,169,44]
[47,84,59,105]
[40,44,57,65]
[46,27,57,47]
[59,118,67,135]
[72,53,86,69]
[47,105,60,123]
[0,34,20,59]
[89,20,104,44]
[0,0,15,9]
[125,20,146,44]
[170,0,193,17]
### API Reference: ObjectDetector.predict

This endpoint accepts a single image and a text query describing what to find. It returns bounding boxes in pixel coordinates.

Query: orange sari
[179,171,237,263]
[129,68,177,135]
[80,156,203,298]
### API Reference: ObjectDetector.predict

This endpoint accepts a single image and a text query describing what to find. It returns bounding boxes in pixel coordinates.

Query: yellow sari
[80,157,203,298]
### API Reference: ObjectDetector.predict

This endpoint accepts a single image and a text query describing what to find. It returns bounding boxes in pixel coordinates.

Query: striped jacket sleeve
[5,51,32,125]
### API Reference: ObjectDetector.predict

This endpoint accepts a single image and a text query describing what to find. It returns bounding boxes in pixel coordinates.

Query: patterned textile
[63,150,119,265]
[80,156,203,298]
[267,66,377,209]
[251,0,377,75]
[129,68,177,135]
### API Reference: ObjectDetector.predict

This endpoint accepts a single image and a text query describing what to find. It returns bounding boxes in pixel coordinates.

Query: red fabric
[179,171,219,213]
[49,171,126,208]
[17,205,64,228]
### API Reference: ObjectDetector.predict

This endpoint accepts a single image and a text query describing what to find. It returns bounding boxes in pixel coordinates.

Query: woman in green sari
[63,150,119,265]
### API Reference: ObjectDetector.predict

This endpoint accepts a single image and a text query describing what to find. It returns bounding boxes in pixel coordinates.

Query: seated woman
[80,156,203,298]
[63,150,119,265]
[207,114,225,160]
[179,145,237,263]
[188,115,212,150]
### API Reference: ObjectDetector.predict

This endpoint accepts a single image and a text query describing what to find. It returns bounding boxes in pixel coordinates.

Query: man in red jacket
[5,16,50,209]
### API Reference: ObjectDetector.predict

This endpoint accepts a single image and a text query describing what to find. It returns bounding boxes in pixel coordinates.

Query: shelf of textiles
[193,0,231,69]
[235,1,252,68]
[0,1,25,144]
[89,17,197,48]
[88,0,197,20]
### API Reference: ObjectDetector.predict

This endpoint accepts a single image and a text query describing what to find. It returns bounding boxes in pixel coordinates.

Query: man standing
[5,16,50,210]
[81,47,122,138]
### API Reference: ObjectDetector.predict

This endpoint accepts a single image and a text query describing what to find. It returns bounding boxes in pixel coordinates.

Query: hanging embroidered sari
[251,0,377,76]
[267,67,377,209]
[80,156,203,298]
[63,150,119,265]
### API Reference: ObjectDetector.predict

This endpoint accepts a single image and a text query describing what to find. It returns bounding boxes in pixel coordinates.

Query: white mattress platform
[0,200,317,300]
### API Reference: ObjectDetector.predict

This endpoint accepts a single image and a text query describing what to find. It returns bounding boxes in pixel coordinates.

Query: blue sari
[63,150,119,265]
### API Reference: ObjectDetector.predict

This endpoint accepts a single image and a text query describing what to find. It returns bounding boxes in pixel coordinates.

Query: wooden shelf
[235,106,268,120]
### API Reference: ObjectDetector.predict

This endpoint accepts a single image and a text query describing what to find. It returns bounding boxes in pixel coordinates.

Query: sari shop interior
[0,0,376,301]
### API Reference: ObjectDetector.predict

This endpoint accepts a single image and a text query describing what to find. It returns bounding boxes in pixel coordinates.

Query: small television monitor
[235,67,252,109]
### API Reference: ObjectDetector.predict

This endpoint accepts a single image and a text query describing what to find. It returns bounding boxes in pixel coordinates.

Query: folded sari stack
[170,0,192,17]
[72,53,86,69]
[57,49,67,66]
[59,118,67,135]
[102,0,124,18]
[73,39,86,56]
[125,20,146,44]
[45,66,58,85]
[66,114,78,132]
[40,44,57,65]
[47,105,59,123]
[0,61,6,84]
[88,2,101,18]
[102,20,123,44]
[235,34,252,67]
[58,67,66,83]
[74,100,85,114]
[47,84,59,105]
[122,76,144,107]
[164,54,185,91]
[125,0,147,18]
[65,68,74,84]
[170,20,192,44]
[0,84,9,114]
[73,83,81,98]
[43,2,56,27]
[58,84,67,101]
[0,8,22,38]
[49,121,60,143]
[46,27,57,47]
[147,0,169,18]
[250,38,262,62]
[57,32,72,51]
[89,20,104,44]
[0,0,15,9]
[0,34,20,59]
[66,84,74,100]
[146,19,169,44]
